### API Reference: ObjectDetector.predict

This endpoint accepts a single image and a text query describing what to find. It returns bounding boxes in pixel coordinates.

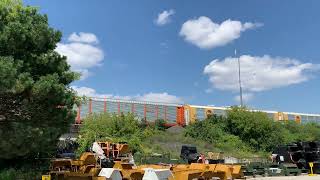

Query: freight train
[75,97,320,126]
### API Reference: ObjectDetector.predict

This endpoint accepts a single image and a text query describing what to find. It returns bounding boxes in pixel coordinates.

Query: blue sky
[25,0,320,113]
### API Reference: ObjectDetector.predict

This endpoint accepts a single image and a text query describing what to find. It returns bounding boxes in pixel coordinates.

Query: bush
[283,121,320,142]
[185,117,227,144]
[0,168,42,180]
[77,108,320,159]
[185,114,252,156]
[225,107,285,151]
[154,119,167,131]
[185,106,320,154]
[77,113,142,154]
[77,113,160,155]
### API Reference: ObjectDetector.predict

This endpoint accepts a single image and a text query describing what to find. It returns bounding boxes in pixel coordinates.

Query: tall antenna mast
[235,49,243,107]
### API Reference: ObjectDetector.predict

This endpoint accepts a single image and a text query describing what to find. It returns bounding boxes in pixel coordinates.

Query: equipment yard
[2,1,320,179]
[250,175,319,180]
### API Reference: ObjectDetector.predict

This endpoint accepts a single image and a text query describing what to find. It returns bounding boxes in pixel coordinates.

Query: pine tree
[0,0,77,163]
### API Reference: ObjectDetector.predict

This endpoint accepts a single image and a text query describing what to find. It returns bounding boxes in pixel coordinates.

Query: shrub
[185,106,320,154]
[77,113,158,155]
[185,119,226,144]
[224,107,286,151]
[283,121,320,142]
[154,119,167,131]
[0,168,42,180]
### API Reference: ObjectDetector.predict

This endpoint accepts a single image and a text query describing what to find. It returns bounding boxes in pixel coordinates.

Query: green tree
[185,115,251,154]
[283,121,320,142]
[185,116,227,144]
[225,107,285,151]
[0,0,77,165]
[77,113,144,155]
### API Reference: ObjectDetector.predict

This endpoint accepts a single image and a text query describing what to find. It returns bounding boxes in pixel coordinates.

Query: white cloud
[77,69,90,80]
[72,86,183,104]
[56,43,103,69]
[180,16,262,49]
[155,9,175,26]
[135,92,183,104]
[234,93,254,103]
[204,55,319,95]
[72,86,112,98]
[68,32,99,44]
[56,32,104,79]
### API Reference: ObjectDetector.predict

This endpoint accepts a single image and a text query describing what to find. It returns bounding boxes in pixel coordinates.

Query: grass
[0,168,42,180]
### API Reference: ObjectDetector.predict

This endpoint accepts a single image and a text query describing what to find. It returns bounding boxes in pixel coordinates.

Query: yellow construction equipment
[168,163,242,180]
[113,161,144,180]
[49,152,101,179]
[45,141,244,180]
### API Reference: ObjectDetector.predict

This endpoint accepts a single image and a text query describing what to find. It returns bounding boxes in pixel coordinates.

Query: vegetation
[186,106,320,154]
[77,112,222,158]
[78,107,320,161]
[0,168,42,180]
[0,0,77,169]
[282,121,320,142]
[0,0,319,179]
[185,113,253,156]
[77,113,148,155]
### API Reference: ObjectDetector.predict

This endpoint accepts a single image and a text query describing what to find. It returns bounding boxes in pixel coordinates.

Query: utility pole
[235,49,243,107]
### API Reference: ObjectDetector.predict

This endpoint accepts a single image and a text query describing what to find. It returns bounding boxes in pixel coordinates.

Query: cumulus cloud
[56,32,104,79]
[155,9,175,26]
[72,86,112,98]
[56,43,103,69]
[68,32,99,44]
[72,86,183,104]
[135,92,183,104]
[76,69,91,80]
[180,16,262,49]
[204,55,319,96]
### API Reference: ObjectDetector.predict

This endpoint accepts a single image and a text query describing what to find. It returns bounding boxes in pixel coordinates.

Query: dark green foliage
[78,108,320,159]
[282,121,320,142]
[185,116,226,143]
[0,168,42,180]
[78,113,224,159]
[0,0,77,166]
[77,113,146,154]
[154,119,167,131]
[185,114,252,154]
[185,107,320,154]
[77,114,172,156]
[225,106,285,151]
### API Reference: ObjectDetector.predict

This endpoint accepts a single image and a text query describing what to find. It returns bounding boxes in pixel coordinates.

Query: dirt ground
[248,175,319,180]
